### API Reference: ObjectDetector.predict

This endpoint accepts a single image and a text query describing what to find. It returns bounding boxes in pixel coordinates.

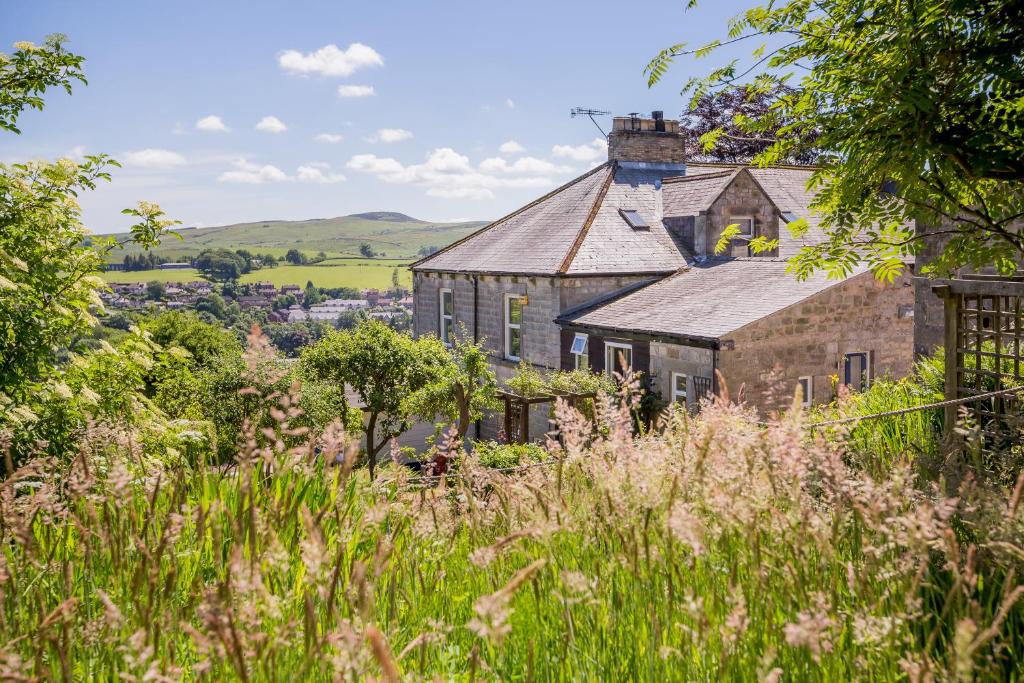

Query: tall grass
[2,344,1023,680]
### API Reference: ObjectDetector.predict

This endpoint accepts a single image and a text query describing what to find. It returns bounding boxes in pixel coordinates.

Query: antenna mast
[570,107,612,137]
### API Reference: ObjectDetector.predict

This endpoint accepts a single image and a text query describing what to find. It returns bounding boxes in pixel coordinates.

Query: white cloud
[367,128,413,143]
[479,156,573,175]
[296,165,346,184]
[346,147,555,200]
[196,115,229,132]
[337,84,375,98]
[278,43,383,77]
[123,148,188,169]
[505,98,516,109]
[315,133,344,143]
[499,140,525,155]
[218,158,346,184]
[65,145,87,161]
[218,159,288,184]
[551,137,607,162]
[255,115,288,134]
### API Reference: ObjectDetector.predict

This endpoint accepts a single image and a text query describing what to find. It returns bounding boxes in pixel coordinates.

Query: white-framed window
[605,341,633,378]
[731,215,755,238]
[504,295,524,361]
[439,288,453,346]
[843,352,871,391]
[798,376,813,407]
[569,333,589,370]
[671,372,688,404]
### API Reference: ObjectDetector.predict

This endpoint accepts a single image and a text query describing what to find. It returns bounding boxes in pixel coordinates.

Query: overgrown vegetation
[3,363,1024,679]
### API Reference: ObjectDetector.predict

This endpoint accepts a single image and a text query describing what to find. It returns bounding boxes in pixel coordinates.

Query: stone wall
[648,342,715,411]
[697,172,780,258]
[717,270,915,413]
[413,270,660,441]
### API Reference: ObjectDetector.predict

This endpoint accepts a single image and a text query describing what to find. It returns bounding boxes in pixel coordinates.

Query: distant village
[102,279,413,325]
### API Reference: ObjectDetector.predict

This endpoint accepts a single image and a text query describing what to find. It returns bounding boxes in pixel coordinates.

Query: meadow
[3,343,1023,680]
[99,258,413,289]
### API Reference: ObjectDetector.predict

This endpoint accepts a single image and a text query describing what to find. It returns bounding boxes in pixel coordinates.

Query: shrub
[472,440,547,469]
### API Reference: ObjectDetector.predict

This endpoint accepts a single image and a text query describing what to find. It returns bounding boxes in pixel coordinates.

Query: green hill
[105,212,487,262]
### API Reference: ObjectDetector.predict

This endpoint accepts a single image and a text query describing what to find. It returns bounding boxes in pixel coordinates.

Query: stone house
[411,111,915,436]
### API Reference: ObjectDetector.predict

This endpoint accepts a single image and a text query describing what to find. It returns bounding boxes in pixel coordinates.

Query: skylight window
[619,209,649,230]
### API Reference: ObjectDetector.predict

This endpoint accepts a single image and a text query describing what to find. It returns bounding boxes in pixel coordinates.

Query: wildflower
[668,502,705,556]
[783,603,834,662]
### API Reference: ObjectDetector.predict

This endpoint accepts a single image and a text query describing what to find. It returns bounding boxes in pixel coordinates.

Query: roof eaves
[409,162,613,270]
[557,161,618,274]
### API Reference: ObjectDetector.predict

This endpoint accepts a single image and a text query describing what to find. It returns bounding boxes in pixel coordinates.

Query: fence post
[936,285,959,434]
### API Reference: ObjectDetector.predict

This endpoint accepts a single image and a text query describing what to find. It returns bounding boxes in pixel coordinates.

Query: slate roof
[558,258,861,341]
[411,161,691,275]
[661,169,739,216]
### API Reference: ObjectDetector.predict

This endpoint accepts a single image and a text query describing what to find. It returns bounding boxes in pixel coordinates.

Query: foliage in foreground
[2,357,1024,681]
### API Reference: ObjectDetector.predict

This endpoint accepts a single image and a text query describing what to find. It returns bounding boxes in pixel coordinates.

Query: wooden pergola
[497,389,596,444]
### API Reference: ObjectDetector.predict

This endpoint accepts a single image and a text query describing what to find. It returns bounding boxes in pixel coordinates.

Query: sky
[2,0,752,233]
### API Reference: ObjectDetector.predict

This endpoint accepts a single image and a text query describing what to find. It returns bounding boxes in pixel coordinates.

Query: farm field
[99,259,413,289]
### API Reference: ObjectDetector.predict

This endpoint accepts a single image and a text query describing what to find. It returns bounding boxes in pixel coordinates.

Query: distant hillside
[105,212,487,262]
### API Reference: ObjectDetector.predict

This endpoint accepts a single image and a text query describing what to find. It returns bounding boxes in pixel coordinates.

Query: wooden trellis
[933,277,1024,451]
[497,390,596,444]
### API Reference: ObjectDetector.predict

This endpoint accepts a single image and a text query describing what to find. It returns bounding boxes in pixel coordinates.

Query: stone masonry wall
[607,130,686,165]
[413,270,660,441]
[717,270,915,413]
[699,172,780,258]
[648,342,715,411]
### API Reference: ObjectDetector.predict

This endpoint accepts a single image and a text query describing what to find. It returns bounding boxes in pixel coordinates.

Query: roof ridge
[557,161,618,273]
[410,162,613,270]
[661,169,736,184]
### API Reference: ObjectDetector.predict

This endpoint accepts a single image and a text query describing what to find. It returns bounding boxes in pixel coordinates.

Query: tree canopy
[648,0,1024,280]
[195,248,246,284]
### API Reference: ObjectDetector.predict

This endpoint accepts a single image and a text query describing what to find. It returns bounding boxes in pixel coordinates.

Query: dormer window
[619,209,649,230]
[732,216,755,239]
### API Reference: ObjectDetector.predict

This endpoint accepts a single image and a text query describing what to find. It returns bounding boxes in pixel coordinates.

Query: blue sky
[2,0,751,233]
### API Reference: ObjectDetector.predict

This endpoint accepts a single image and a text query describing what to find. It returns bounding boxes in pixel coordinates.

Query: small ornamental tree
[300,320,455,478]
[678,84,819,164]
[406,330,499,441]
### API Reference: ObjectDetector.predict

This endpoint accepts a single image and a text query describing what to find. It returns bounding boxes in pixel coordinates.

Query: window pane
[570,333,587,355]
[443,319,453,342]
[607,346,632,376]
[674,374,687,394]
[508,297,522,324]
[509,327,521,358]
[575,352,589,370]
[442,291,453,315]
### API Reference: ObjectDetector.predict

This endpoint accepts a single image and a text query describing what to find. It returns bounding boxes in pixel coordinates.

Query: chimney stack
[607,110,684,164]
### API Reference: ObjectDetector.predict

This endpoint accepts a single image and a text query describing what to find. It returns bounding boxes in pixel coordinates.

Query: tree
[146,279,166,301]
[299,320,454,478]
[1,34,85,134]
[0,36,177,445]
[144,310,241,368]
[678,84,819,164]
[303,281,322,308]
[405,331,498,441]
[195,292,229,321]
[195,248,245,284]
[359,243,376,258]
[285,248,307,265]
[648,0,1024,279]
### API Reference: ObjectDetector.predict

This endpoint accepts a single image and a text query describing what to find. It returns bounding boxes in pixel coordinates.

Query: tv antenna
[571,107,611,137]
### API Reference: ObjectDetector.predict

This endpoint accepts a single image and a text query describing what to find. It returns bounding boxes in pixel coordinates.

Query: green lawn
[99,259,412,289]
